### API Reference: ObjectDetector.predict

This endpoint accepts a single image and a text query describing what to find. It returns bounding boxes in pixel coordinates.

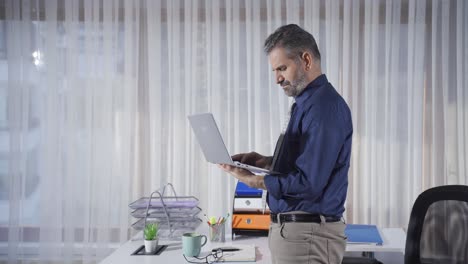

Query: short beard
[283,68,309,97]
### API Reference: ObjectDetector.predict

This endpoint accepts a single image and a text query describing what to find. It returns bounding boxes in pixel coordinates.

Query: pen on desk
[212,247,241,252]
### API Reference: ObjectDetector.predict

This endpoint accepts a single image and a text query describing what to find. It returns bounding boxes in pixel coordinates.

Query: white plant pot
[144,238,158,253]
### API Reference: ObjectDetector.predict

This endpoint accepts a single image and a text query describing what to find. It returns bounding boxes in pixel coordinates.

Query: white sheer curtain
[1,0,467,263]
[3,0,140,262]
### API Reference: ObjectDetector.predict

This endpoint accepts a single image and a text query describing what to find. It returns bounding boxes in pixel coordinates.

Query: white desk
[100,228,406,264]
[347,228,406,253]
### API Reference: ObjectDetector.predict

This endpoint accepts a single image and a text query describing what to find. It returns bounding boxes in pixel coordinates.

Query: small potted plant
[144,222,159,253]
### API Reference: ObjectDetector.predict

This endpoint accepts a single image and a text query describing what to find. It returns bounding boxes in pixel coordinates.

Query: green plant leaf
[144,222,159,240]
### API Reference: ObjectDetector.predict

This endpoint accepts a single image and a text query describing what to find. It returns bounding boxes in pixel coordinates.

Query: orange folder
[232,214,270,230]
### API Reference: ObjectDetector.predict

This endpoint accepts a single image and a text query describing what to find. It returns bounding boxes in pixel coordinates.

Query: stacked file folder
[232,182,270,238]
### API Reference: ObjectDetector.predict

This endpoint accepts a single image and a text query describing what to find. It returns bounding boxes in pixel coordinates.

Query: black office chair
[405,184,468,264]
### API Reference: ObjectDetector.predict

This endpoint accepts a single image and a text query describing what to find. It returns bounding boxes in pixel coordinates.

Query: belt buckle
[319,215,326,223]
[276,213,282,225]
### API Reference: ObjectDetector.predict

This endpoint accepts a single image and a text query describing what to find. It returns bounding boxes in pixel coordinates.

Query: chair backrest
[405,185,468,264]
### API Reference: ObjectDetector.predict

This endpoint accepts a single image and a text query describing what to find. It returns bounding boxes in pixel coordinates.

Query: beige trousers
[268,215,346,264]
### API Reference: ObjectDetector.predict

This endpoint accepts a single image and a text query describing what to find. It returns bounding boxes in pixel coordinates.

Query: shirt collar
[294,74,328,107]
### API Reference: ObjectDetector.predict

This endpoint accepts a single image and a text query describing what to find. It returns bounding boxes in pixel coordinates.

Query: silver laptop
[188,113,277,175]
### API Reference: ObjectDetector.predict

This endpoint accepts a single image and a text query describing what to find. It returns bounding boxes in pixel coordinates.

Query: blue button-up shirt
[264,74,353,217]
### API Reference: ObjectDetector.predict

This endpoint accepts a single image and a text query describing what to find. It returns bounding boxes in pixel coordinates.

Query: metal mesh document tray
[131,206,202,219]
[131,217,202,230]
[128,183,203,240]
[129,196,199,209]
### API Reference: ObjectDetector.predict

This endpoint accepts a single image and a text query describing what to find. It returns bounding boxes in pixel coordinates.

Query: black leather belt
[270,213,341,224]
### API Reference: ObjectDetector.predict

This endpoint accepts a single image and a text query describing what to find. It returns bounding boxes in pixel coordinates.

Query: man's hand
[218,164,267,190]
[232,152,272,169]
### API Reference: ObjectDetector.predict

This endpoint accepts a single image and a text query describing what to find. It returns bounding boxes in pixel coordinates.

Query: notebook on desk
[215,244,256,262]
[345,224,383,245]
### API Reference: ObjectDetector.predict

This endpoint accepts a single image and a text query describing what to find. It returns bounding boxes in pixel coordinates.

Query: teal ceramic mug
[182,232,207,257]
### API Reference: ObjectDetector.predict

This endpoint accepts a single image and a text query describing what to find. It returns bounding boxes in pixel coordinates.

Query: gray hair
[264,24,321,62]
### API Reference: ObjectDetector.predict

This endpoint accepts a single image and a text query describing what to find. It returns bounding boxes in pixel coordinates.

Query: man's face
[268,47,308,97]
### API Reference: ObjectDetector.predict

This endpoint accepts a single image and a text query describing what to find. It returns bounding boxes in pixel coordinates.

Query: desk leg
[362,251,375,259]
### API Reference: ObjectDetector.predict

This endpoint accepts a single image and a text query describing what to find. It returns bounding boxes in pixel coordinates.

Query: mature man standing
[219,24,353,264]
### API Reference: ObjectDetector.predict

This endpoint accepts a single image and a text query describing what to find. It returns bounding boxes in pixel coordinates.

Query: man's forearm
[248,175,267,190]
